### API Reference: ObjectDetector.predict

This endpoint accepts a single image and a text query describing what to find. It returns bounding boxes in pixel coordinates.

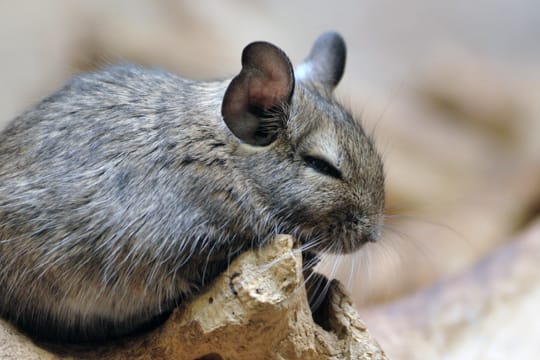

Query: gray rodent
[0,32,385,342]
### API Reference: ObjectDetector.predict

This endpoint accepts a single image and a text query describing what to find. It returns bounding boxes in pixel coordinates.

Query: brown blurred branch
[362,219,540,359]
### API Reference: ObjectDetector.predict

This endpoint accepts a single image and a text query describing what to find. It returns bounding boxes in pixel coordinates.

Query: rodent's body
[0,67,247,339]
[0,33,385,342]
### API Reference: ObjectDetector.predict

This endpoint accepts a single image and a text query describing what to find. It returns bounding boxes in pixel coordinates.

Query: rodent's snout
[324,215,384,254]
[350,212,383,244]
[365,223,382,243]
[367,211,385,243]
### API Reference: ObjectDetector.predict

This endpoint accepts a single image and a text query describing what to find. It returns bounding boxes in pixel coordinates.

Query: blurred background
[1,1,539,358]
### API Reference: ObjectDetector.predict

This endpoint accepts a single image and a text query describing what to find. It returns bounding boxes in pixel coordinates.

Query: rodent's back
[0,65,244,340]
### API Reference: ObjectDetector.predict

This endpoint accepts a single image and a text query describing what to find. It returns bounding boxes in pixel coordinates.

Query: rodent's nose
[351,214,382,243]
[366,223,382,243]
[365,231,378,243]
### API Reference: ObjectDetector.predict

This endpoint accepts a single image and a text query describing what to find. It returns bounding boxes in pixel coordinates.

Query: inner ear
[295,31,346,92]
[221,41,294,146]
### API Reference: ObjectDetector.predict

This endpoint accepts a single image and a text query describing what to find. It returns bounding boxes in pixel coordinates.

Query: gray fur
[0,32,384,342]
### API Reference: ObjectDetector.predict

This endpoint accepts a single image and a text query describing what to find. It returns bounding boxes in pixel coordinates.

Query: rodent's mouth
[293,223,379,255]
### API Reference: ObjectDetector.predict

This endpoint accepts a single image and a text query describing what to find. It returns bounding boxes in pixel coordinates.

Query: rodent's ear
[222,41,294,146]
[295,32,346,92]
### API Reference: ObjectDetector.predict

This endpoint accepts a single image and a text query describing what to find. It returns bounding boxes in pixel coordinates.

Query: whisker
[382,224,440,271]
[385,213,469,243]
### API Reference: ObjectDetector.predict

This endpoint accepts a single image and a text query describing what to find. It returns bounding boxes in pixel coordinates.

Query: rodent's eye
[302,155,342,179]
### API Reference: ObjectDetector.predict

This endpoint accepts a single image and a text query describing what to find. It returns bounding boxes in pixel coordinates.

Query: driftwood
[0,235,387,360]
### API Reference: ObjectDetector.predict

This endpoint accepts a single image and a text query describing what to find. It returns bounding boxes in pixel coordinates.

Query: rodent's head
[222,32,384,254]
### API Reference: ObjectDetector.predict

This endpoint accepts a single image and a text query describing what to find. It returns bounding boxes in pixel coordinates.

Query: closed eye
[302,155,342,179]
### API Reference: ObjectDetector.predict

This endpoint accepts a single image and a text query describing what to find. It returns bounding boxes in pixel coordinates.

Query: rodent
[0,32,385,342]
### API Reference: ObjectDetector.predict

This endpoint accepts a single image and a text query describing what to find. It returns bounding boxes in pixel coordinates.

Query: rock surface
[0,235,386,360]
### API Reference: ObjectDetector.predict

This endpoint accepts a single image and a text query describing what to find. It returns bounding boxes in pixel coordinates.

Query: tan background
[1,0,539,356]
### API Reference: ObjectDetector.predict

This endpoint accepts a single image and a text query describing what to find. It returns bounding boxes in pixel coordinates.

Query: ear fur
[295,31,347,92]
[221,41,294,146]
